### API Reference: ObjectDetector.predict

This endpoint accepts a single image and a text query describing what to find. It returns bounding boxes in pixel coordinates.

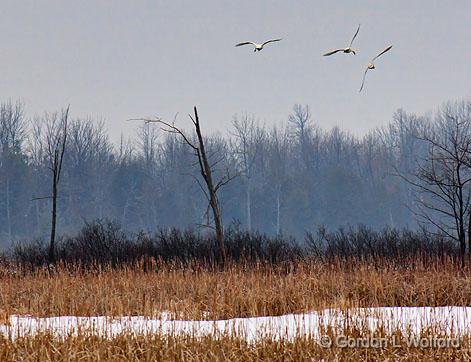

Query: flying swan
[323,24,361,56]
[359,45,393,92]
[235,38,282,52]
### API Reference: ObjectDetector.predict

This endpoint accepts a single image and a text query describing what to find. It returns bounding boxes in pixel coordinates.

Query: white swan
[323,24,360,56]
[359,45,393,92]
[235,38,282,52]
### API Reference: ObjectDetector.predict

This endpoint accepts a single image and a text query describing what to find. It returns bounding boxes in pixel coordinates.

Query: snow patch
[1,306,470,341]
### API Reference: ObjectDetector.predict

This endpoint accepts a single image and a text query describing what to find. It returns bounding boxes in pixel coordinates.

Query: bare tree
[62,118,113,223]
[0,102,27,241]
[288,104,312,169]
[231,114,264,231]
[137,122,159,174]
[388,110,428,221]
[132,107,235,265]
[135,122,160,228]
[267,125,290,235]
[288,104,311,143]
[400,102,471,264]
[33,107,69,264]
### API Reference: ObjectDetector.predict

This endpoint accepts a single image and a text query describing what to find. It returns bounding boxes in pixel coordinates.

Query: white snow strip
[1,307,470,341]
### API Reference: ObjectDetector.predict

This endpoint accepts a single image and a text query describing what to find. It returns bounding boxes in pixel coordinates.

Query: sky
[0,0,470,142]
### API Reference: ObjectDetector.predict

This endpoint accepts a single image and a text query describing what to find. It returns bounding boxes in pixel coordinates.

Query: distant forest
[0,100,462,248]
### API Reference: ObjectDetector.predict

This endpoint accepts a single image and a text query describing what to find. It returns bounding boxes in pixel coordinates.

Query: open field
[1,257,471,360]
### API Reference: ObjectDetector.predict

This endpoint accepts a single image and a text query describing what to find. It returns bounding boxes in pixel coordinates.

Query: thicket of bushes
[9,220,303,268]
[6,220,459,269]
[306,225,457,259]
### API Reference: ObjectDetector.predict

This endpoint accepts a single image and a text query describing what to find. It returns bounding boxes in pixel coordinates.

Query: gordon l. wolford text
[319,335,461,349]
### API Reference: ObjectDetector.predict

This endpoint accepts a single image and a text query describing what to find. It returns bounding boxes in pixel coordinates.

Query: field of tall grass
[2,333,470,361]
[1,255,471,360]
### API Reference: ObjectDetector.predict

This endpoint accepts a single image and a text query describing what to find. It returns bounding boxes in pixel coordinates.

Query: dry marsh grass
[0,257,470,320]
[1,256,470,361]
[1,332,470,361]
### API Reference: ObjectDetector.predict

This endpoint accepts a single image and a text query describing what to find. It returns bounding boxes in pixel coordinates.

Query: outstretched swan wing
[235,41,257,47]
[372,45,392,61]
[323,49,344,56]
[349,24,361,47]
[359,67,369,92]
[261,38,282,47]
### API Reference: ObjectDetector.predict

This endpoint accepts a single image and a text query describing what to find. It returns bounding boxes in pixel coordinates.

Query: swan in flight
[323,24,361,56]
[235,38,282,52]
[359,45,393,92]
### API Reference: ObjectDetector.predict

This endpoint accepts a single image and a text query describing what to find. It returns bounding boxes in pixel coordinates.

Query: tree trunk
[193,107,226,265]
[246,182,251,232]
[460,230,466,268]
[5,177,12,242]
[35,199,41,237]
[468,210,471,261]
[49,171,58,265]
[389,210,395,228]
[140,107,229,266]
[458,182,466,267]
[276,187,281,236]
[210,195,225,263]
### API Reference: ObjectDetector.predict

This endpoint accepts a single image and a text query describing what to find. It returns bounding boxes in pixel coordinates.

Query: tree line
[1,100,470,256]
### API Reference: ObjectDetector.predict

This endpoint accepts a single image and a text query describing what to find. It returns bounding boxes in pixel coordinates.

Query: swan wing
[261,38,282,47]
[323,49,344,56]
[349,24,361,47]
[372,45,392,61]
[235,41,257,47]
[359,67,369,92]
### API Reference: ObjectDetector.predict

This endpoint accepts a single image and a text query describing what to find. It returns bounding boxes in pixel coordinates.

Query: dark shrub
[305,224,458,262]
[9,220,459,270]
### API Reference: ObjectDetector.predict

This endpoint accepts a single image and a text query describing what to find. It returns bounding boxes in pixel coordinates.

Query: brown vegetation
[1,256,470,320]
[1,257,470,360]
[1,333,470,361]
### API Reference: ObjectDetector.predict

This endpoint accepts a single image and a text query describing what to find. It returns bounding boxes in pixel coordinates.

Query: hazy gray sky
[1,0,470,141]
